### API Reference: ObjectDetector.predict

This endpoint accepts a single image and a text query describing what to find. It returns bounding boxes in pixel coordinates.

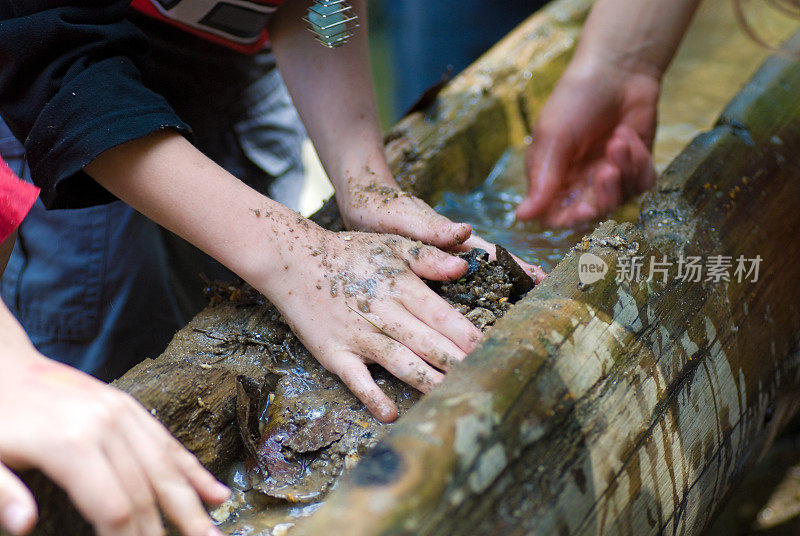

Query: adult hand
[260,224,485,423]
[0,350,230,536]
[516,62,660,226]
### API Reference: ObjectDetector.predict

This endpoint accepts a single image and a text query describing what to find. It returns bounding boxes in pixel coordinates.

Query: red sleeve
[0,156,39,243]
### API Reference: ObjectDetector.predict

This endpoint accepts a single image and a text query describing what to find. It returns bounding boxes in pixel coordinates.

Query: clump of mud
[434,246,534,330]
[204,247,535,535]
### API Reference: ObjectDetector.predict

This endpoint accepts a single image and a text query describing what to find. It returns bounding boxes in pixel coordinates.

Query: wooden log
[291,34,800,536]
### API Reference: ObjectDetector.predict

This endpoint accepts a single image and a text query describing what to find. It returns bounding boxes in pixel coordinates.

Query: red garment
[0,157,39,243]
[131,0,283,54]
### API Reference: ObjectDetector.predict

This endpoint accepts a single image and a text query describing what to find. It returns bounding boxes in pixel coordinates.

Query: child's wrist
[571,44,665,83]
[237,216,330,301]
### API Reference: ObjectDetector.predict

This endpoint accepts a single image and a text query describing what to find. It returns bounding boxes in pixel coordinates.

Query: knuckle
[102,502,134,530]
[431,308,451,325]
[58,425,96,455]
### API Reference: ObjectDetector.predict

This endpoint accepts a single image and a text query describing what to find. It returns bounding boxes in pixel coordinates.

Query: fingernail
[213,482,231,500]
[445,257,467,271]
[205,526,225,536]
[379,406,398,423]
[2,503,34,535]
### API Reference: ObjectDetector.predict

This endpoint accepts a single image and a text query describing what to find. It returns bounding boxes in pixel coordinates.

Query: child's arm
[516,0,703,225]
[0,298,230,536]
[85,131,483,422]
[267,0,545,281]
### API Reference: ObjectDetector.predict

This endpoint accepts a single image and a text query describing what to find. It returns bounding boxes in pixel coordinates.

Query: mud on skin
[204,248,535,534]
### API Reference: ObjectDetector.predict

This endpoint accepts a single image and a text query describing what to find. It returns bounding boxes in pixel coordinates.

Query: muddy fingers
[400,242,468,281]
[370,315,466,372]
[331,354,398,423]
[359,334,445,394]
[259,229,485,424]
[399,288,483,354]
[339,179,473,249]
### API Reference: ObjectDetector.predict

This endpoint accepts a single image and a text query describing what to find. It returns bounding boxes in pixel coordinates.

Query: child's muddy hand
[268,231,484,423]
[338,180,472,249]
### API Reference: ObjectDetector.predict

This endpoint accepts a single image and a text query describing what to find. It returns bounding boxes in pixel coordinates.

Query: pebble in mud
[432,247,534,330]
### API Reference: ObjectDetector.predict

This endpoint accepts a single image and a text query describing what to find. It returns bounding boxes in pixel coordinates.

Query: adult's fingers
[0,461,37,536]
[517,133,572,221]
[542,183,600,228]
[329,354,398,423]
[592,162,623,215]
[608,126,657,196]
[399,284,483,353]
[119,403,224,536]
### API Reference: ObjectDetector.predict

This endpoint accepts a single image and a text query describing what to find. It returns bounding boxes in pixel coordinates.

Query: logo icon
[578,253,608,285]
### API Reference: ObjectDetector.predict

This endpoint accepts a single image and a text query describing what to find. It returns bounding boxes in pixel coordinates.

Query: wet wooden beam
[292,34,800,536]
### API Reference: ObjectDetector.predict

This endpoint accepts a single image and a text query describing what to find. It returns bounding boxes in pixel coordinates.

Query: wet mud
[207,248,534,534]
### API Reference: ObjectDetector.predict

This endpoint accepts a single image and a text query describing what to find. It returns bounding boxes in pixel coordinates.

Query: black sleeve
[0,1,192,209]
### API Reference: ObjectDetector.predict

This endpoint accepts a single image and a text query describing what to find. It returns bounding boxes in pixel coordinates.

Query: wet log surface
[17,249,533,536]
[292,34,800,536]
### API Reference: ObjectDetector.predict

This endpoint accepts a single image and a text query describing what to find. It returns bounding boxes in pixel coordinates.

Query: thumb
[0,461,37,536]
[402,243,469,281]
[378,209,472,249]
[517,135,571,221]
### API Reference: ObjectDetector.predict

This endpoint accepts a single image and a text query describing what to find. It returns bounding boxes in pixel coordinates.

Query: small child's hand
[339,179,472,249]
[337,178,545,282]
[261,228,484,422]
[0,353,229,536]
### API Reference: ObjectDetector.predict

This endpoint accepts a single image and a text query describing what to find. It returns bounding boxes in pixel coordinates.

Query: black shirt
[0,1,194,209]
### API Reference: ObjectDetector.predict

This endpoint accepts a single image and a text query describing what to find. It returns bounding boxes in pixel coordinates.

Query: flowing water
[435,0,798,269]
